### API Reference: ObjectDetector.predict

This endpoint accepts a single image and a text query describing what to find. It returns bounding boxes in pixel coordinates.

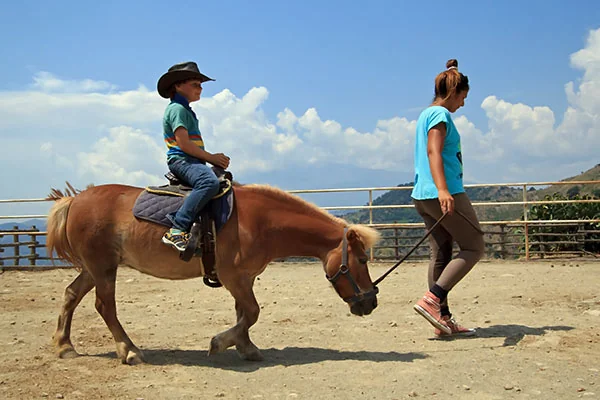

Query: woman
[411,59,484,336]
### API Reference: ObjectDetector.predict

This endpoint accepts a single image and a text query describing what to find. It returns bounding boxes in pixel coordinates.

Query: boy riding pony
[157,61,231,251]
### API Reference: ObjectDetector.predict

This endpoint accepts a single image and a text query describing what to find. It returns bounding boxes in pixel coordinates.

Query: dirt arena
[1,260,598,399]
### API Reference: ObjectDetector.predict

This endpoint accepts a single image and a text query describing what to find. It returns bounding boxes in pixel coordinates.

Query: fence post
[499,224,505,259]
[0,233,3,266]
[394,227,399,259]
[522,185,529,260]
[29,225,39,266]
[368,189,374,261]
[578,222,584,257]
[12,225,19,266]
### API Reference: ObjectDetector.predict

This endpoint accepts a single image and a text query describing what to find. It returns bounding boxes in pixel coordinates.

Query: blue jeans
[167,157,220,231]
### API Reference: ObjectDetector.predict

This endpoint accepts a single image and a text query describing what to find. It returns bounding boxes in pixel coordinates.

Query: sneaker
[413,291,452,334]
[162,229,190,252]
[434,315,476,337]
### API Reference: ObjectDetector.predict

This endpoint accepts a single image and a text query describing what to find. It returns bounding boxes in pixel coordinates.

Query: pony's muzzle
[348,288,378,316]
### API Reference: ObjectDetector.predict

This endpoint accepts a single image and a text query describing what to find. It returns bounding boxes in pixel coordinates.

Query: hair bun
[446,59,459,69]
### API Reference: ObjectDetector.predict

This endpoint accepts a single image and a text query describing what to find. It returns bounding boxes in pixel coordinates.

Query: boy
[157,62,230,251]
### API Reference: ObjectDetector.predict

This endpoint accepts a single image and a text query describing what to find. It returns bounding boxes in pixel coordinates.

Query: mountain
[342,183,524,224]
[0,219,47,231]
[532,164,600,199]
[343,163,600,224]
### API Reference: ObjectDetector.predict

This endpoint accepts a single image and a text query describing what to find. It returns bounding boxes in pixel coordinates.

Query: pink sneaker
[434,315,476,337]
[413,291,451,334]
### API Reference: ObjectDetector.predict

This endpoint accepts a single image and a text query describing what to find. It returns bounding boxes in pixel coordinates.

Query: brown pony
[46,183,381,364]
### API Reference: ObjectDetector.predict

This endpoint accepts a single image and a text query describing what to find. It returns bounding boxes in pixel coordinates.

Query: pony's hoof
[208,337,225,356]
[240,349,264,362]
[58,347,79,359]
[124,350,144,365]
[123,349,145,365]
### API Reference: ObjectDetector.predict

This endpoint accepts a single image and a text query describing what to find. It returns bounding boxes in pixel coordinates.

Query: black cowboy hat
[157,61,214,98]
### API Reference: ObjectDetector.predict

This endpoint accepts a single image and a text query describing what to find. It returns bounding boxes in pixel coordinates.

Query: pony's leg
[53,269,95,358]
[93,268,144,365]
[208,275,263,361]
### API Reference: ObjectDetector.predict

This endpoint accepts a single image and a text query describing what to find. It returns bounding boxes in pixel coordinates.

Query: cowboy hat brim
[157,70,214,98]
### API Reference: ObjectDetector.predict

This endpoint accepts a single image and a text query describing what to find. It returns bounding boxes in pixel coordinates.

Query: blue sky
[1,1,600,216]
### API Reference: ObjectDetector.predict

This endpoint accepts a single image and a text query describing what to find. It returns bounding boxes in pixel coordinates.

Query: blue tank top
[411,106,464,200]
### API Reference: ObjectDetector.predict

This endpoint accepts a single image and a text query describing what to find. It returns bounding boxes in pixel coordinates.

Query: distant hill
[343,163,600,224]
[532,164,600,199]
[0,219,47,232]
[342,183,524,224]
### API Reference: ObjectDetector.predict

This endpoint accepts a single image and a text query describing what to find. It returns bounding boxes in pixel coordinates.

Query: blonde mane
[348,224,381,249]
[245,184,380,249]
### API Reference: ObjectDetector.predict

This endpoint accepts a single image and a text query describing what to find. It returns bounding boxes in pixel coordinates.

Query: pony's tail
[46,195,78,265]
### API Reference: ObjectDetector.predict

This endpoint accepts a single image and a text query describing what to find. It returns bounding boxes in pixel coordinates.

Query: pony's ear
[346,229,359,244]
[347,228,368,263]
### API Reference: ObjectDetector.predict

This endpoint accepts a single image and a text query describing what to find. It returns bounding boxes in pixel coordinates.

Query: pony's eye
[359,257,368,264]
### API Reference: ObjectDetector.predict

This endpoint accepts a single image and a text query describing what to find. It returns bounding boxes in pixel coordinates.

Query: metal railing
[1,180,599,268]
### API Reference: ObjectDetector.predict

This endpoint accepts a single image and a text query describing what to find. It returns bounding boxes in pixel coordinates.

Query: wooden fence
[1,222,598,270]
[373,222,600,260]
[0,226,66,269]
[2,180,600,269]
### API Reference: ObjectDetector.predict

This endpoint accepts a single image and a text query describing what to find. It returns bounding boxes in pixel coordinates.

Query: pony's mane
[348,224,381,249]
[245,184,380,249]
[245,184,346,225]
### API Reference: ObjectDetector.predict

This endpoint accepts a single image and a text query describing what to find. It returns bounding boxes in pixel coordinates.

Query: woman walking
[411,59,484,337]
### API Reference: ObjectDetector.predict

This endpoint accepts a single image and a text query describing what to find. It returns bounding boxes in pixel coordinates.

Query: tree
[525,193,600,256]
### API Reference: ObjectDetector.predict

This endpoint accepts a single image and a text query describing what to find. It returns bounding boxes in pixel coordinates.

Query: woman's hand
[209,153,230,169]
[438,189,454,215]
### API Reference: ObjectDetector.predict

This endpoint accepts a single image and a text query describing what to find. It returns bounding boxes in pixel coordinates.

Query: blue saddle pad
[132,187,234,232]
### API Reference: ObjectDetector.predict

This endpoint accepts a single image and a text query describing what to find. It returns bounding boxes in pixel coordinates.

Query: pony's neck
[268,214,344,261]
[242,186,345,262]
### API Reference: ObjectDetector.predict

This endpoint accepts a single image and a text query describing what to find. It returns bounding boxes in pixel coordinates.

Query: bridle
[326,227,379,304]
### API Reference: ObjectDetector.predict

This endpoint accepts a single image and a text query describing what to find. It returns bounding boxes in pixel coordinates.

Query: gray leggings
[413,193,485,299]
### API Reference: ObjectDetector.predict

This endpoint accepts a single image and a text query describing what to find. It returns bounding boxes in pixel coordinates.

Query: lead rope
[372,209,482,287]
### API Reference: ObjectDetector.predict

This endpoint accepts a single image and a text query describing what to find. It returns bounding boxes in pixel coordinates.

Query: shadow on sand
[430,324,574,346]
[93,347,427,371]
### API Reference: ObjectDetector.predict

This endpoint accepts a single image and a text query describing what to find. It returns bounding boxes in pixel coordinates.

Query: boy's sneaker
[413,291,452,334]
[434,315,476,337]
[162,229,190,252]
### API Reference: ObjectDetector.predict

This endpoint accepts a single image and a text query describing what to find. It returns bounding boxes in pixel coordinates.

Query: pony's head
[324,225,381,316]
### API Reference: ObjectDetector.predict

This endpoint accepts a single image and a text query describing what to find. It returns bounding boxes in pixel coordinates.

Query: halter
[326,227,379,304]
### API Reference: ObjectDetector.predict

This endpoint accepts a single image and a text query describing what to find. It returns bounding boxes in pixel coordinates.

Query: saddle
[132,167,234,288]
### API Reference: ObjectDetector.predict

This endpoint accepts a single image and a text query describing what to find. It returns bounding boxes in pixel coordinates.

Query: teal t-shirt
[162,102,204,161]
[411,106,464,200]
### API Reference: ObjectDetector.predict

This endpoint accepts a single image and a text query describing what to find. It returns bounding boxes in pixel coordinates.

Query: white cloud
[1,27,600,198]
[32,71,118,93]
[475,28,600,179]
[76,126,166,186]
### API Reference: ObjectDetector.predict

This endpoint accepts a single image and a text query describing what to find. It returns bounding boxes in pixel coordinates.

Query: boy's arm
[174,127,230,168]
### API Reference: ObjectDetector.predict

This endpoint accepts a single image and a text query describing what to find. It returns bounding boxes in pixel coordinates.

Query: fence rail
[1,180,600,268]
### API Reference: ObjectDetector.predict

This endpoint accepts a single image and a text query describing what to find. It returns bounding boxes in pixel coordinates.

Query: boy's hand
[210,153,230,169]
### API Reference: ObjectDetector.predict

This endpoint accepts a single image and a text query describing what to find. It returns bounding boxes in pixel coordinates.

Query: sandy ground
[0,260,599,400]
